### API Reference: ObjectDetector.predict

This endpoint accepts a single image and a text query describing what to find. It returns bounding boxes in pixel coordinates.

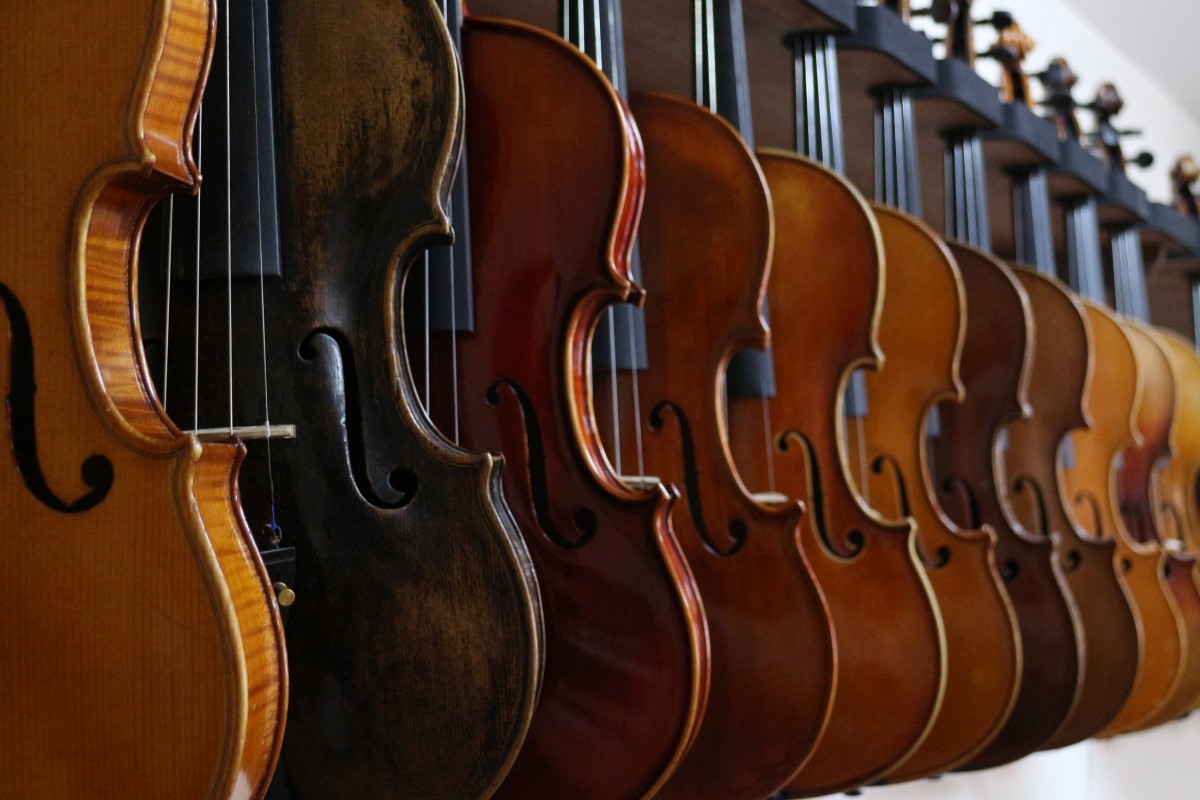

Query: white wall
[812,712,1200,800]
[908,0,1200,205]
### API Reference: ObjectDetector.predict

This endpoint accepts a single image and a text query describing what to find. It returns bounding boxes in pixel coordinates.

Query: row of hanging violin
[7,0,1200,798]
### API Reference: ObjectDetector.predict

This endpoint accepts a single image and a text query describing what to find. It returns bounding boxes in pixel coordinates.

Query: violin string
[448,227,461,445]
[193,104,204,433]
[249,0,280,543]
[761,396,776,493]
[423,251,431,413]
[854,393,871,506]
[606,311,623,474]
[226,0,234,436]
[627,318,645,480]
[162,196,174,408]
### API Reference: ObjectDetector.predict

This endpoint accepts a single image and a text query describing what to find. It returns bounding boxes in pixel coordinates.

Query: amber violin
[0,1,287,796]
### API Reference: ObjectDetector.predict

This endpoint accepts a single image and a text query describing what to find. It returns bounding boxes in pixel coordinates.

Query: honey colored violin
[860,209,1021,782]
[1063,304,1185,738]
[1119,322,1200,731]
[0,1,286,796]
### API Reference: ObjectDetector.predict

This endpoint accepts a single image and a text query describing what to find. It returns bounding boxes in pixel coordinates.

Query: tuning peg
[1131,151,1155,169]
[976,11,1014,29]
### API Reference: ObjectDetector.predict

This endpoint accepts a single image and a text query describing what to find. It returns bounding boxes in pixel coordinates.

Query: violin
[1064,303,1187,738]
[911,19,1091,768]
[1118,321,1200,730]
[1000,266,1140,748]
[1,1,286,796]
[138,0,547,796]
[826,5,1027,781]
[598,2,842,797]
[412,5,712,797]
[727,25,946,796]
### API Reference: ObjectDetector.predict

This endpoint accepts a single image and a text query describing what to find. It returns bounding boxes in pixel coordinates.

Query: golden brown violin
[0,1,286,796]
[1063,303,1186,738]
[842,45,1021,779]
[1117,322,1200,731]
[861,208,1020,782]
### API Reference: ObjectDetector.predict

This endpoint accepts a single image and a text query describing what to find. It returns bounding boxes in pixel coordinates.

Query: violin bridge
[190,425,297,441]
[618,475,662,492]
[751,491,790,506]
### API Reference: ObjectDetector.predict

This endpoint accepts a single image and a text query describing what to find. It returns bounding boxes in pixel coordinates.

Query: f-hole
[1012,474,1049,540]
[1159,502,1186,553]
[299,328,417,510]
[1073,490,1105,539]
[0,281,114,513]
[649,401,745,556]
[487,379,596,550]
[778,428,865,558]
[939,474,981,530]
[871,454,912,518]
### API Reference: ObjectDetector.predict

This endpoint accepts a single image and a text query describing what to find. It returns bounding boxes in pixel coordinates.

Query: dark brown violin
[1,0,287,796]
[1000,267,1140,748]
[412,7,712,797]
[137,0,546,796]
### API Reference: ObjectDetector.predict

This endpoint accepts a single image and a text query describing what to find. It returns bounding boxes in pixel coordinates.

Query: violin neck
[875,87,923,217]
[945,1,976,67]
[1011,168,1056,272]
[790,32,845,173]
[1112,226,1151,323]
[943,130,991,251]
[695,0,755,146]
[1063,196,1106,302]
[425,1,475,333]
[160,0,282,283]
[702,0,777,398]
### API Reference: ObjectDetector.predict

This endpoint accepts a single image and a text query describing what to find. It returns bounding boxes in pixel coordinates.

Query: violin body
[1140,329,1200,722]
[0,1,286,796]
[1002,268,1139,748]
[858,208,1021,782]
[1119,323,1200,730]
[729,150,944,797]
[439,20,709,800]
[933,246,1083,771]
[595,92,835,800]
[141,1,548,796]
[1064,303,1184,738]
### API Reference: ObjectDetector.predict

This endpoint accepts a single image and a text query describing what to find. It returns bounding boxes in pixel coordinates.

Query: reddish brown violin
[418,9,711,798]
